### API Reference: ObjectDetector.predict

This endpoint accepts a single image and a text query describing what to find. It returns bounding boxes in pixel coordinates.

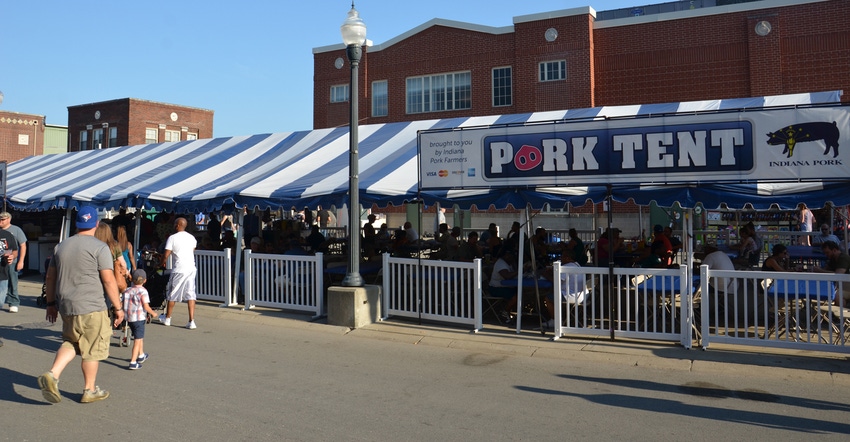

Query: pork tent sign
[418,106,850,190]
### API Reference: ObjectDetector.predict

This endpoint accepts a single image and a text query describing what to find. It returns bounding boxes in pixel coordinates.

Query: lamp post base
[327,284,381,329]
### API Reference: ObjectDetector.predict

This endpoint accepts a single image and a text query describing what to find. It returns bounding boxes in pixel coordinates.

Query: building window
[79,130,88,151]
[330,84,349,103]
[492,67,512,107]
[145,128,158,144]
[406,71,471,114]
[165,130,181,142]
[372,80,388,117]
[108,127,118,147]
[93,128,104,149]
[539,60,566,82]
[186,133,198,140]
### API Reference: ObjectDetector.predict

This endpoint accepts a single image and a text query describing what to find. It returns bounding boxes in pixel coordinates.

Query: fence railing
[194,249,233,305]
[242,250,324,317]
[194,247,850,355]
[552,265,689,346]
[381,254,483,331]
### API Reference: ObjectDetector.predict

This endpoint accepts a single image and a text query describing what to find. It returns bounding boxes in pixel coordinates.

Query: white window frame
[79,130,88,151]
[92,128,104,149]
[108,126,118,147]
[492,66,512,107]
[145,128,158,144]
[406,71,471,114]
[371,80,388,117]
[539,60,566,82]
[186,133,198,140]
[165,130,181,142]
[330,84,349,103]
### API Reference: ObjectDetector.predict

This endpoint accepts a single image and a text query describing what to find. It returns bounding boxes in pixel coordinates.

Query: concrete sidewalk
[11,275,850,384]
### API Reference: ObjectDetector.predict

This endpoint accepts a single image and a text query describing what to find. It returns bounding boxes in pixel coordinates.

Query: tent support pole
[606,185,615,341]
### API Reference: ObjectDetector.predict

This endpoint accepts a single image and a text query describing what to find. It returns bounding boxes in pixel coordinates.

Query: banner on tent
[418,106,850,189]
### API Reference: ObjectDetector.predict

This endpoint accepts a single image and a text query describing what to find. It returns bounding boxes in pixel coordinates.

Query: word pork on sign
[484,121,752,179]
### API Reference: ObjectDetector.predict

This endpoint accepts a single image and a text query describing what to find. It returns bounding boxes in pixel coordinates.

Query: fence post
[243,249,252,309]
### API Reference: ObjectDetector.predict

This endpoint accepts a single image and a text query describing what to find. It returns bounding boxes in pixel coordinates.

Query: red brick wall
[314,1,849,129]
[0,111,45,162]
[68,98,214,152]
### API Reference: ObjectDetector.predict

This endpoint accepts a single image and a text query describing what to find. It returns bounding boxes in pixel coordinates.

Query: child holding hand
[123,269,158,370]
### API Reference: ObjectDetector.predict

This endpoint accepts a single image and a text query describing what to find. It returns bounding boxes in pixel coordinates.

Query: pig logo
[766,122,839,158]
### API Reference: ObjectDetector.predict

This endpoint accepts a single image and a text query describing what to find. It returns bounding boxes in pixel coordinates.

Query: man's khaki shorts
[61,310,111,361]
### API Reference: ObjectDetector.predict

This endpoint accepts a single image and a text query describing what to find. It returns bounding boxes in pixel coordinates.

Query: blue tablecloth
[636,275,699,294]
[786,245,826,260]
[765,279,834,301]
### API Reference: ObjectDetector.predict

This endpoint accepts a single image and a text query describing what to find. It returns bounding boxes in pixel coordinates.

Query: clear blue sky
[0,0,640,138]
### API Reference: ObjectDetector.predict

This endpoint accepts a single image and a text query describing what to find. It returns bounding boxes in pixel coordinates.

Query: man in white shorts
[159,217,198,329]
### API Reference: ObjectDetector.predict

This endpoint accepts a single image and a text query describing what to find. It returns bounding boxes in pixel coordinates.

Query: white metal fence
[194,248,850,355]
[552,265,689,346]
[381,254,483,330]
[194,249,233,305]
[242,250,324,317]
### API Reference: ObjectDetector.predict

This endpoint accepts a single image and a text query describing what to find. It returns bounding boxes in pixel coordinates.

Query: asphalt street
[2,276,849,441]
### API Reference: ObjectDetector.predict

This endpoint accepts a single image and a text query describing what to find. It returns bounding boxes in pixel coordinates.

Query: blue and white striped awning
[5,91,845,213]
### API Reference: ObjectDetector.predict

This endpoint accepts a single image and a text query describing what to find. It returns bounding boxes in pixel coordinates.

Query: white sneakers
[159,314,171,326]
[8,306,18,313]
[159,314,196,329]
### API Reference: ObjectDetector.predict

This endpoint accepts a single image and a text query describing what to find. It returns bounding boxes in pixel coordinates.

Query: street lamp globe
[340,4,367,47]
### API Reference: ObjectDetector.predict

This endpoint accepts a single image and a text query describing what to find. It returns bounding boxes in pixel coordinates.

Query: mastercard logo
[438,170,448,177]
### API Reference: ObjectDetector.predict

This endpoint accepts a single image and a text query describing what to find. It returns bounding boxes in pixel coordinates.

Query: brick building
[0,111,45,163]
[67,98,214,152]
[313,0,849,130]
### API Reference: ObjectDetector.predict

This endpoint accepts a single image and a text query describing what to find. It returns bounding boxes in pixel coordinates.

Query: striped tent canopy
[5,91,844,213]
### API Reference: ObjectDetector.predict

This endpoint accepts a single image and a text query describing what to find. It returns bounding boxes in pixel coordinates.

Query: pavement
[7,274,850,385]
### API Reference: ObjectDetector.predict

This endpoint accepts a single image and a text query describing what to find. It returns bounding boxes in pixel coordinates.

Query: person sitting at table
[457,231,483,262]
[488,247,521,324]
[541,252,587,328]
[732,226,759,269]
[664,226,682,263]
[391,228,414,258]
[432,223,452,259]
[638,241,667,268]
[761,244,792,272]
[812,224,840,246]
[529,227,550,266]
[403,221,419,243]
[650,224,673,266]
[700,243,737,293]
[813,240,850,306]
[562,228,588,266]
[596,227,625,267]
[480,223,502,258]
[305,224,327,253]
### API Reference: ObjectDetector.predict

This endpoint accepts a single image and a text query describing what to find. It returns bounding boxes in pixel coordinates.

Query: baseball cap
[76,206,99,229]
[132,269,147,280]
[653,224,664,233]
[0,212,10,219]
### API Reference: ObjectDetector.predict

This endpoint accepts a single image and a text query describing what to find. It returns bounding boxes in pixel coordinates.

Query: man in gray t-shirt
[39,206,124,404]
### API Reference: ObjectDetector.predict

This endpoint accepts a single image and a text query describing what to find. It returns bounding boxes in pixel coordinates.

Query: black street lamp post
[340,3,367,287]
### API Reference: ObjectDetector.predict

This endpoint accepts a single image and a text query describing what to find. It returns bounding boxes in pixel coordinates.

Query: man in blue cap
[38,205,124,404]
